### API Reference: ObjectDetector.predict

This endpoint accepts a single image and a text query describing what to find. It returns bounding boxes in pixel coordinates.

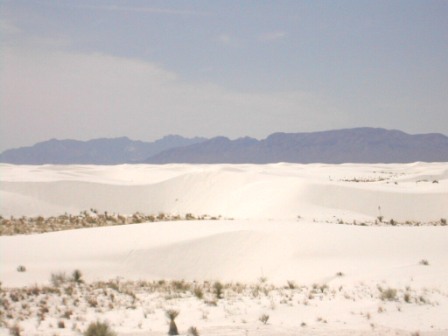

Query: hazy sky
[1,0,447,151]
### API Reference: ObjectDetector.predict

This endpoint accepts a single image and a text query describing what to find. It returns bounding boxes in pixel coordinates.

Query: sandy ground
[0,163,447,335]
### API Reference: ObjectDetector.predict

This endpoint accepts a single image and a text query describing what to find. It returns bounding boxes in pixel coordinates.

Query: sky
[0,0,447,151]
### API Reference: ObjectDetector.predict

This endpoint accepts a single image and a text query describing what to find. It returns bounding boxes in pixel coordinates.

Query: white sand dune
[1,163,447,335]
[2,220,447,287]
[1,162,447,221]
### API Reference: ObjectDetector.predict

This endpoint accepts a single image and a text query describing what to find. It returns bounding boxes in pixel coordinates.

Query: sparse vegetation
[0,211,223,236]
[0,276,440,335]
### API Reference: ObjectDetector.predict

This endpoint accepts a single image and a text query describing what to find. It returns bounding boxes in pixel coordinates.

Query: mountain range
[0,135,206,164]
[1,128,447,164]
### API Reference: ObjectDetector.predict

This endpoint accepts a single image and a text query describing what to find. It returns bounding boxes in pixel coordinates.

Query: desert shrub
[404,292,411,303]
[16,265,26,272]
[213,281,224,299]
[51,272,67,287]
[441,218,447,226]
[83,321,116,336]
[171,280,190,292]
[419,259,429,266]
[72,269,83,284]
[380,288,397,301]
[193,287,204,299]
[286,280,296,289]
[259,314,269,324]
[166,310,179,335]
[187,326,200,336]
[58,320,65,328]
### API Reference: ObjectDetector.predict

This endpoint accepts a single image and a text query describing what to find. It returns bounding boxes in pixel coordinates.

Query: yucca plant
[166,309,180,335]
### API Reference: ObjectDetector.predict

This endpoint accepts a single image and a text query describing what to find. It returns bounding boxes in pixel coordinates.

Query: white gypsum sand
[0,163,447,336]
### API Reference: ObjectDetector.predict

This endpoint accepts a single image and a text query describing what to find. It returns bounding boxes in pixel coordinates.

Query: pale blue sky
[1,0,447,151]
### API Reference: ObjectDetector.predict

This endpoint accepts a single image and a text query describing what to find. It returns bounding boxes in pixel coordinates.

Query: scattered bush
[193,287,204,299]
[51,272,67,287]
[72,269,83,284]
[83,321,117,336]
[187,326,200,336]
[419,259,429,266]
[16,265,26,272]
[259,314,269,324]
[380,288,397,301]
[404,292,411,303]
[286,280,296,289]
[213,281,224,299]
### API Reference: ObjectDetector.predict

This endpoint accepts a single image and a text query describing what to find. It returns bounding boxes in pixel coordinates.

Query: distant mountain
[144,128,448,164]
[0,135,206,164]
[2,128,447,165]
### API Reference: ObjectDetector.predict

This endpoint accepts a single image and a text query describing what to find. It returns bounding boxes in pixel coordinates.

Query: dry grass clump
[51,272,68,287]
[83,321,116,336]
[379,287,397,301]
[187,326,200,336]
[0,211,223,236]
[259,313,269,324]
[213,281,224,299]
